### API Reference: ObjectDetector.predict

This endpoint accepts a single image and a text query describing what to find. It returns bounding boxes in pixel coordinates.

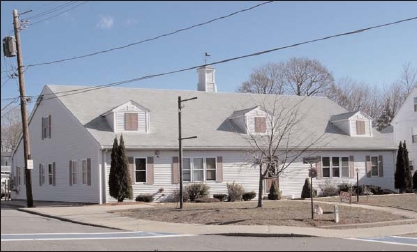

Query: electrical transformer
[3,36,17,57]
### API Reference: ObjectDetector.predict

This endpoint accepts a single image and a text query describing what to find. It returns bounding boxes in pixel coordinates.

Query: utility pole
[178,96,197,209]
[13,9,34,208]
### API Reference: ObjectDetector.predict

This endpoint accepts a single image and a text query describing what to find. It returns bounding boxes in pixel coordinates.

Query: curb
[209,233,317,238]
[16,208,123,231]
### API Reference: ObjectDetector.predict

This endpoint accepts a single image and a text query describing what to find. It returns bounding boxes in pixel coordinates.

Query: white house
[385,87,417,172]
[10,66,398,204]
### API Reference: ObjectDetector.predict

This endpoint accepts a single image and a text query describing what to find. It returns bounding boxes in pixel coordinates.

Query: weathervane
[204,52,211,65]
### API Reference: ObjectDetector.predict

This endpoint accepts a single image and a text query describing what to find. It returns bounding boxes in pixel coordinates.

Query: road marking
[348,236,417,247]
[1,231,195,242]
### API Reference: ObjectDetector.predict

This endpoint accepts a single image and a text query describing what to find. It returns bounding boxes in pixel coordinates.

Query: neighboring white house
[10,66,398,204]
[385,87,417,173]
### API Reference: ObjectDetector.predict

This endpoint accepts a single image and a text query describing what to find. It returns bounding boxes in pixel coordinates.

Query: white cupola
[197,65,216,92]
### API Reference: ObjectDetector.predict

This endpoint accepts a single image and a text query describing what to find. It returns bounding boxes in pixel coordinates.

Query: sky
[1,1,417,113]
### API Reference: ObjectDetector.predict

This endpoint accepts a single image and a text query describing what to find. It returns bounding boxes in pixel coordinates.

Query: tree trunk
[257,164,263,208]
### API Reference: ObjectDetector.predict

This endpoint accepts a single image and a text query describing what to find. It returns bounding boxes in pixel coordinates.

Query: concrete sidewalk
[2,199,416,239]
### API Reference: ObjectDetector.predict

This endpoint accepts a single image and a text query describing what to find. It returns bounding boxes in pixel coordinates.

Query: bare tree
[1,106,22,153]
[230,95,327,207]
[238,58,334,97]
[237,62,286,94]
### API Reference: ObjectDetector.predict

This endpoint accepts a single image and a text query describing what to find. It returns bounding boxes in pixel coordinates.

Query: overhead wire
[25,1,78,20]
[25,1,274,68]
[28,1,89,26]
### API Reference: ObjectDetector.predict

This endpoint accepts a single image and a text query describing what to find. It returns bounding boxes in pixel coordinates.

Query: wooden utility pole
[13,9,34,207]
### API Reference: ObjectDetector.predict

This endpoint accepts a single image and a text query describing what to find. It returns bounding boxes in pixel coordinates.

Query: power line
[3,15,417,103]
[25,1,78,20]
[28,1,89,26]
[1,104,20,119]
[25,1,274,68]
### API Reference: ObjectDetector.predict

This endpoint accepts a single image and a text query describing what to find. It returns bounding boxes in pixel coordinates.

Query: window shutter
[255,117,266,133]
[48,115,52,138]
[131,113,138,130]
[316,156,322,179]
[349,156,354,178]
[216,156,223,182]
[356,121,365,135]
[53,162,56,186]
[366,156,371,177]
[265,178,272,193]
[128,157,134,184]
[39,164,42,186]
[378,155,383,177]
[41,118,45,140]
[87,158,92,186]
[172,156,179,184]
[69,160,72,186]
[147,157,154,185]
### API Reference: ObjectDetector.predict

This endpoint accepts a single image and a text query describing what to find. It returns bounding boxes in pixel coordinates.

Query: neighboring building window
[135,158,147,183]
[255,117,266,133]
[322,157,349,178]
[413,127,417,144]
[42,116,51,139]
[71,161,77,185]
[125,113,138,131]
[356,120,365,135]
[182,157,216,182]
[371,156,379,176]
[40,164,45,186]
[414,97,417,112]
[82,160,87,184]
[48,164,53,185]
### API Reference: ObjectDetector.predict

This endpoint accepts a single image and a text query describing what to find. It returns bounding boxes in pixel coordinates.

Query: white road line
[347,237,417,247]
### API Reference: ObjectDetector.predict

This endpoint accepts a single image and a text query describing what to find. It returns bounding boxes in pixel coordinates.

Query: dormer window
[356,120,365,135]
[255,117,266,133]
[125,113,138,131]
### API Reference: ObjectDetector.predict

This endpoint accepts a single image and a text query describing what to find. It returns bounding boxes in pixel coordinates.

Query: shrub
[172,189,190,202]
[213,194,228,202]
[365,185,384,195]
[135,194,154,202]
[226,181,245,202]
[185,183,210,202]
[242,191,257,201]
[195,197,220,203]
[318,180,337,197]
[338,182,353,193]
[413,171,417,190]
[268,182,281,200]
[302,178,318,198]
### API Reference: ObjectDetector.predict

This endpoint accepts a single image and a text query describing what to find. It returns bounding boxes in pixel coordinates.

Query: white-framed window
[42,116,51,139]
[82,159,87,184]
[71,160,77,185]
[322,156,349,178]
[135,157,147,183]
[412,127,417,144]
[255,117,266,133]
[48,164,53,185]
[125,113,138,131]
[182,157,217,182]
[371,156,379,176]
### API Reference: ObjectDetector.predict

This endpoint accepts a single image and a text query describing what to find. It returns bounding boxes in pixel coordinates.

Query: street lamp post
[356,167,359,202]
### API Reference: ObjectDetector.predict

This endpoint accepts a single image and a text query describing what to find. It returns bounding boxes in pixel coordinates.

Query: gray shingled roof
[43,85,397,151]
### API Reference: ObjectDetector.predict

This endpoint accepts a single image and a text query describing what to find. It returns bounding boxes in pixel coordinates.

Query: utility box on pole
[3,36,17,57]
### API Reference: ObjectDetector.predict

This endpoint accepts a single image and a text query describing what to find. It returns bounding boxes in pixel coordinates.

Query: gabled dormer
[101,100,150,133]
[229,106,272,134]
[330,111,372,137]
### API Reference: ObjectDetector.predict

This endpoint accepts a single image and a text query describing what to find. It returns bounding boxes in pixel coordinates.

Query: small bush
[186,183,210,202]
[242,191,257,201]
[318,180,337,197]
[338,182,353,193]
[268,182,281,200]
[365,185,384,195]
[302,178,318,198]
[226,181,245,202]
[172,189,190,202]
[195,197,220,203]
[135,194,154,202]
[213,194,228,202]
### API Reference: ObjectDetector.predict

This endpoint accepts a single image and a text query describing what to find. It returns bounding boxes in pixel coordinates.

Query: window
[48,164,53,185]
[82,160,87,184]
[40,164,45,186]
[414,97,417,112]
[255,117,266,133]
[413,127,417,144]
[356,120,365,135]
[125,113,138,131]
[182,157,217,182]
[135,158,146,183]
[17,166,21,186]
[410,161,414,171]
[322,156,349,178]
[371,156,379,176]
[42,116,51,139]
[71,161,77,185]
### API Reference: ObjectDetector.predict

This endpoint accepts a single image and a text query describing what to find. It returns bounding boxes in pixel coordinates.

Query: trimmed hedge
[135,194,154,202]
[242,191,256,201]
